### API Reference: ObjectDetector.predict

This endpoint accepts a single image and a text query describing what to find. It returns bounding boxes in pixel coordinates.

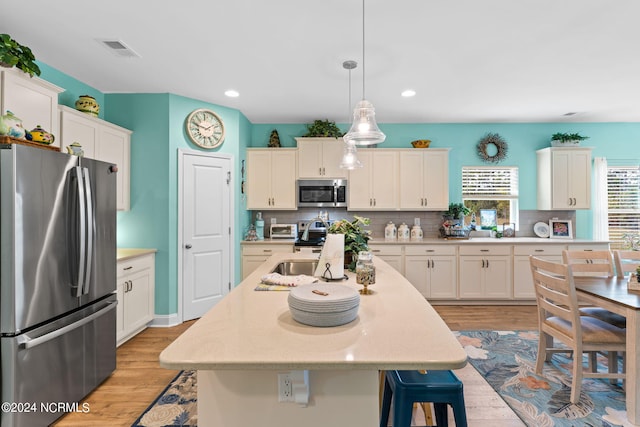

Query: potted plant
[303,119,343,138]
[0,34,41,77]
[327,216,371,271]
[550,132,589,147]
[442,203,470,220]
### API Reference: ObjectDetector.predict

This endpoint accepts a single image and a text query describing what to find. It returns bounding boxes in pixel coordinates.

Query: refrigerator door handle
[73,166,87,298]
[17,301,117,350]
[82,167,94,295]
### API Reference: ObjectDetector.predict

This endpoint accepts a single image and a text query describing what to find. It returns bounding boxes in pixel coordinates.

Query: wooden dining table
[575,276,640,425]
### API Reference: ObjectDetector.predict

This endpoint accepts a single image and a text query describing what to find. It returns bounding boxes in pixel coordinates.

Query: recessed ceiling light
[401,90,416,97]
[225,90,240,98]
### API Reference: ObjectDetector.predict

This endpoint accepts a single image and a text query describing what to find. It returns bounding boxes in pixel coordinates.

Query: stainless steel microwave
[297,179,347,208]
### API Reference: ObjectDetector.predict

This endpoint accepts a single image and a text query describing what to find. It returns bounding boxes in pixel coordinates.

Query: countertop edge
[117,248,157,261]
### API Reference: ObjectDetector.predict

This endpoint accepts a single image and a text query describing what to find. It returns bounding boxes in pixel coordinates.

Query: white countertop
[160,252,467,371]
[368,237,609,245]
[116,248,157,261]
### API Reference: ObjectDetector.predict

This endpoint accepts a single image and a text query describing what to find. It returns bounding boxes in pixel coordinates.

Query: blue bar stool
[380,370,467,427]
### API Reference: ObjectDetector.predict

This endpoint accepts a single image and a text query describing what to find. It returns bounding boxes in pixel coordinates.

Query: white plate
[534,222,550,238]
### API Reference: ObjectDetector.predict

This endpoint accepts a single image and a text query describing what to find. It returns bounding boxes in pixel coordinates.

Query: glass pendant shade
[339,141,363,169]
[343,100,386,146]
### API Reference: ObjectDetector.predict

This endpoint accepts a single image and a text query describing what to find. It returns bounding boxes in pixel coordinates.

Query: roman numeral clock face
[186,109,225,149]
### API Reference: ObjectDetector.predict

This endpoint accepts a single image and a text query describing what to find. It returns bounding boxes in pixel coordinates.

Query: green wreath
[477,133,508,163]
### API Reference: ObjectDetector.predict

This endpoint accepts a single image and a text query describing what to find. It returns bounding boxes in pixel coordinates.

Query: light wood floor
[53,305,537,426]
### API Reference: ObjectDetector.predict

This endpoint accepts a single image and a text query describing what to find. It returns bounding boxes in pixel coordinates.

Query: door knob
[185,244,192,249]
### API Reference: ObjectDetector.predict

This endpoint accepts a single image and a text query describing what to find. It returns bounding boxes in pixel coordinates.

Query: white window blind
[607,165,640,247]
[462,167,519,199]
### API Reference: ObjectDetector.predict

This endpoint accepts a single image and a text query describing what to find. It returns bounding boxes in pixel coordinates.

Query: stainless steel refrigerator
[0,143,117,427]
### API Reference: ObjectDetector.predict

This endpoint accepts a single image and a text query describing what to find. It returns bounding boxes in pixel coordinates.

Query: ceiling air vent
[98,39,141,58]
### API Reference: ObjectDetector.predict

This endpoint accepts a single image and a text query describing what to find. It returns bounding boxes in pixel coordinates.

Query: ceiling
[2,1,640,124]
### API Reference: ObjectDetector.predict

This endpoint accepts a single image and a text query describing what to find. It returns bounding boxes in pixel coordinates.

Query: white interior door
[181,151,232,321]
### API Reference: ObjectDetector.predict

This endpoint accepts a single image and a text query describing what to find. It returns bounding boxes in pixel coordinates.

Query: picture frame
[549,219,573,239]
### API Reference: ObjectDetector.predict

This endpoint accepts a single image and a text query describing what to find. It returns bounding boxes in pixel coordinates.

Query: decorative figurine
[66,142,84,156]
[0,110,26,139]
[29,125,55,145]
[268,129,281,147]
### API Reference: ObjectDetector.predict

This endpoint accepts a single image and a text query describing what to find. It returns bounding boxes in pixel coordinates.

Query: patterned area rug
[132,370,197,427]
[457,330,627,427]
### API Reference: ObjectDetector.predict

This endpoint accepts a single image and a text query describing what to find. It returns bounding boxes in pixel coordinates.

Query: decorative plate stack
[288,284,360,327]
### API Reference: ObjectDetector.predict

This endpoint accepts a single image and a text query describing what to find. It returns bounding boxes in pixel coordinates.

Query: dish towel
[314,233,345,280]
[259,273,318,287]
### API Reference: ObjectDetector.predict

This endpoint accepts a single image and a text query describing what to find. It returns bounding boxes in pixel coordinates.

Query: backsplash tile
[250,208,576,239]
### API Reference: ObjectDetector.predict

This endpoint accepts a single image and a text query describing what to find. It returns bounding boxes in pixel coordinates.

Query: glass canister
[356,251,375,286]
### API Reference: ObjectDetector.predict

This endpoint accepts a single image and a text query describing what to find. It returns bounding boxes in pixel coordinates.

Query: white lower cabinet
[116,253,155,346]
[404,245,457,299]
[242,244,294,279]
[369,245,404,275]
[459,245,512,299]
[513,245,564,299]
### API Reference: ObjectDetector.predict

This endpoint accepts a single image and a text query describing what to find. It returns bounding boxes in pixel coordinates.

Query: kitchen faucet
[301,215,329,241]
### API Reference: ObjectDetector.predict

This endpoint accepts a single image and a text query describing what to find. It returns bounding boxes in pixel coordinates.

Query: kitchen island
[160,252,467,427]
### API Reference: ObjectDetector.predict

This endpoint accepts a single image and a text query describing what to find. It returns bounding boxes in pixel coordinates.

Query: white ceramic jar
[384,222,397,240]
[410,225,423,241]
[398,223,410,241]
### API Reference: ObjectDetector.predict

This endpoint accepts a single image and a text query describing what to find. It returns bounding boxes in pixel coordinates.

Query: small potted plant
[0,34,41,77]
[327,216,371,271]
[442,203,470,221]
[550,132,589,147]
[303,119,343,138]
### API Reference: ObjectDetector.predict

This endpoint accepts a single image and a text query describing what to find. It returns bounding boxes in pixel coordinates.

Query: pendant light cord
[362,0,366,100]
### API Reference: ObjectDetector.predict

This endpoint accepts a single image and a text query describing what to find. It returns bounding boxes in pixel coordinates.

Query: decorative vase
[75,95,100,117]
[0,111,26,139]
[66,142,84,156]
[28,125,55,145]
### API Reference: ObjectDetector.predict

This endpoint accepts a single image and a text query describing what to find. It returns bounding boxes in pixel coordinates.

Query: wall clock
[185,108,225,149]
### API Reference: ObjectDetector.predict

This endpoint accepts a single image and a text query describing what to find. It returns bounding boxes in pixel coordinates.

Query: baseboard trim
[149,313,181,328]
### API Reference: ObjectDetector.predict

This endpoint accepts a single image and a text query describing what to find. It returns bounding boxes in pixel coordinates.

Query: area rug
[131,370,197,427]
[456,330,628,427]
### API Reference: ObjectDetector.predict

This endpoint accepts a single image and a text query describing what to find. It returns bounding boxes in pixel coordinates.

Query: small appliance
[270,223,297,239]
[297,179,347,208]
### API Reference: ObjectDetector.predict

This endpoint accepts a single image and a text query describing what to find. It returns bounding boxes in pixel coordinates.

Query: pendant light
[340,60,363,169]
[343,0,386,146]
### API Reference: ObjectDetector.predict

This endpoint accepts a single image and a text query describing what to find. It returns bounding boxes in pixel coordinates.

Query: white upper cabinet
[398,149,449,210]
[1,68,63,148]
[537,147,592,210]
[348,149,398,210]
[246,148,297,210]
[59,106,132,210]
[296,137,347,179]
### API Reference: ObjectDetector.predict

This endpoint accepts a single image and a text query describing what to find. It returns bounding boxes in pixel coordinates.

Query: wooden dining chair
[562,250,626,329]
[613,250,640,279]
[530,256,626,403]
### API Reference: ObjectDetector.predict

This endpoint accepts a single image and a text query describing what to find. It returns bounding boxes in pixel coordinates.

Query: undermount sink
[271,260,319,276]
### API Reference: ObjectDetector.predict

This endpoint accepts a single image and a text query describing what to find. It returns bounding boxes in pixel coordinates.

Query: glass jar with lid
[356,251,375,294]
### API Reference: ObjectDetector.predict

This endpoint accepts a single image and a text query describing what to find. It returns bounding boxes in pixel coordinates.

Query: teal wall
[37,63,640,318]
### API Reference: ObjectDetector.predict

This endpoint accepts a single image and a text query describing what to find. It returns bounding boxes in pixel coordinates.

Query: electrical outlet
[271,218,277,224]
[278,372,294,402]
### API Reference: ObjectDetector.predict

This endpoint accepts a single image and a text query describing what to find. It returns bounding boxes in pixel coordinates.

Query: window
[462,166,519,228]
[607,165,640,249]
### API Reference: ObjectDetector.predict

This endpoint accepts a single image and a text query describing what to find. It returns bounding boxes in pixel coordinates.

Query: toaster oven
[269,224,297,239]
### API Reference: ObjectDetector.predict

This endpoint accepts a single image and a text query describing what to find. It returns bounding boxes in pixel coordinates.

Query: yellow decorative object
[75,95,100,117]
[66,142,84,156]
[29,125,55,144]
[411,139,431,148]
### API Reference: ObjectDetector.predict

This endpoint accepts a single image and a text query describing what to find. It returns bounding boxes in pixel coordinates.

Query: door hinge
[226,171,231,185]
[229,226,231,235]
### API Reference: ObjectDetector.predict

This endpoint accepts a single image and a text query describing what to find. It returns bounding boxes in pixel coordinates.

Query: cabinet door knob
[185,244,192,249]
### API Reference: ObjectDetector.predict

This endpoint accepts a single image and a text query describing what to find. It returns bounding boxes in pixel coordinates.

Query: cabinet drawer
[567,244,610,251]
[459,245,511,256]
[369,245,403,256]
[117,254,154,278]
[405,245,456,256]
[242,245,293,256]
[513,245,564,256]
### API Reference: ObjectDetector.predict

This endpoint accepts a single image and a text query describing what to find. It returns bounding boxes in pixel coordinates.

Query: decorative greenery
[477,133,508,163]
[303,119,343,138]
[0,34,41,77]
[551,132,589,143]
[327,216,371,271]
[442,203,470,219]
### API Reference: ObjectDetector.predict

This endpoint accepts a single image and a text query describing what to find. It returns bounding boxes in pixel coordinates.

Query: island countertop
[160,252,467,371]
